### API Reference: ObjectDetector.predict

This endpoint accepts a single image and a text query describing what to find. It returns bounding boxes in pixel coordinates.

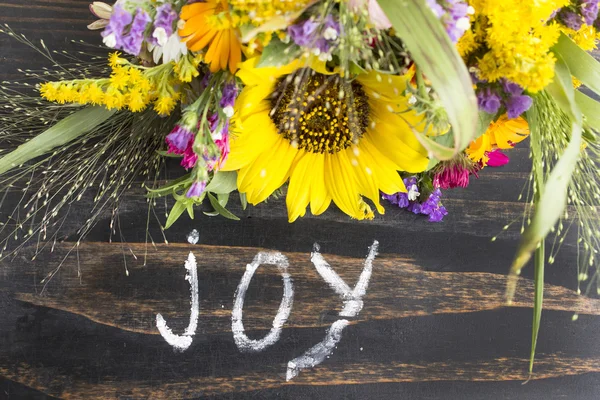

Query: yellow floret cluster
[40,53,202,116]
[228,0,313,25]
[459,0,570,92]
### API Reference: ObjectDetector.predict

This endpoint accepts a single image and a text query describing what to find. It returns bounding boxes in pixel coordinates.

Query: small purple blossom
[477,87,502,114]
[501,79,524,96]
[121,8,151,56]
[420,189,448,222]
[166,125,194,154]
[582,0,600,26]
[154,3,178,36]
[220,83,238,109]
[382,177,448,222]
[505,94,533,119]
[186,181,207,198]
[101,5,132,48]
[288,15,340,53]
[426,0,471,43]
[560,9,584,30]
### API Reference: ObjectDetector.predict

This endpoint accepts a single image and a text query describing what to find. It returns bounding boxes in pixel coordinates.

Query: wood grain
[2,242,599,336]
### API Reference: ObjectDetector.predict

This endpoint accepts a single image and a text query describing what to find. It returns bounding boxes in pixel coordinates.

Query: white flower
[103,33,117,48]
[456,17,471,31]
[407,184,420,201]
[153,27,168,47]
[408,95,417,105]
[318,52,333,62]
[467,6,475,15]
[223,106,234,118]
[149,33,188,64]
[323,27,338,41]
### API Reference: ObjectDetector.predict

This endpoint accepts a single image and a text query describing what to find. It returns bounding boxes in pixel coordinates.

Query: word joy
[156,240,378,381]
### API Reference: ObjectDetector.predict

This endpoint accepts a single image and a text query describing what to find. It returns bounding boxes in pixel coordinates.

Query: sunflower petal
[346,145,385,214]
[286,151,313,222]
[325,152,364,220]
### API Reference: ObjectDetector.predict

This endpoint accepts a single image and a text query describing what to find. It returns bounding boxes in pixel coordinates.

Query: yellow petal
[236,86,273,121]
[179,12,212,38]
[286,151,313,222]
[219,30,231,71]
[345,145,384,214]
[366,118,429,173]
[308,154,331,215]
[236,57,302,87]
[206,31,224,72]
[180,3,215,20]
[325,152,364,220]
[221,112,280,171]
[490,116,530,149]
[228,30,242,74]
[239,138,297,204]
[358,137,406,194]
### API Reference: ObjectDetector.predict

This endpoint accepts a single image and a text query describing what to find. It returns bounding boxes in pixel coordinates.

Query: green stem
[415,65,428,99]
[529,238,545,376]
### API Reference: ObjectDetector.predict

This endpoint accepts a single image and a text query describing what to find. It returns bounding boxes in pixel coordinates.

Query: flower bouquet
[1,0,600,374]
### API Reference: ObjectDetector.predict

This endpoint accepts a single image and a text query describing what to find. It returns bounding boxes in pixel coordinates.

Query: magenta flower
[486,149,510,167]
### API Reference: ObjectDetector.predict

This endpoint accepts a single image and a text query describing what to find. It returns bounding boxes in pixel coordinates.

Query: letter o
[231,252,294,352]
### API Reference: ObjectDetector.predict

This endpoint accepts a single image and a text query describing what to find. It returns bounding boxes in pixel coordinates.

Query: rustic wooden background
[1,1,600,399]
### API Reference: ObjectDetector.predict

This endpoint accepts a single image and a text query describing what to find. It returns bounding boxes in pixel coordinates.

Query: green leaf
[257,37,301,67]
[239,192,248,210]
[506,57,583,303]
[156,150,182,158]
[575,90,600,138]
[204,171,237,194]
[377,0,478,160]
[530,240,545,375]
[146,174,192,198]
[552,33,600,97]
[0,106,116,175]
[217,192,230,207]
[207,193,240,220]
[165,200,188,229]
[476,110,496,140]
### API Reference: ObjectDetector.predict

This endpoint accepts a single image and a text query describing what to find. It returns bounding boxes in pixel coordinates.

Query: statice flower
[288,15,340,60]
[420,189,448,222]
[500,79,532,119]
[477,87,502,114]
[220,83,238,118]
[560,9,584,30]
[152,3,178,45]
[121,8,151,56]
[426,0,473,43]
[186,181,207,199]
[101,5,132,48]
[382,177,448,222]
[581,0,599,26]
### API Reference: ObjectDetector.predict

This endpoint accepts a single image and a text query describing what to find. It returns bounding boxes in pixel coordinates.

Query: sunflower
[178,0,242,74]
[466,115,529,166]
[220,58,430,222]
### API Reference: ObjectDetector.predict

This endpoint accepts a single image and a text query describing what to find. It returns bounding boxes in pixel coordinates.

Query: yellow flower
[221,58,430,222]
[154,95,176,115]
[178,0,242,74]
[466,114,529,165]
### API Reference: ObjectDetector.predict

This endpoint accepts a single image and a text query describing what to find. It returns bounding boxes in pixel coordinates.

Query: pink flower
[486,149,510,167]
[433,164,472,189]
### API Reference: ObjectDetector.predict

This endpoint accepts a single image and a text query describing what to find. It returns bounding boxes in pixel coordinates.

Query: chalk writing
[232,252,295,352]
[155,241,377,380]
[286,240,378,380]
[156,252,199,352]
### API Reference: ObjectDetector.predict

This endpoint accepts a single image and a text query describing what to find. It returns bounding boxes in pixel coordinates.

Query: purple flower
[427,0,445,18]
[477,87,502,114]
[501,79,524,96]
[288,19,320,47]
[101,5,132,48]
[166,125,194,154]
[582,0,600,26]
[288,15,340,53]
[505,94,533,119]
[121,8,151,56]
[407,201,422,214]
[426,0,471,43]
[220,83,238,109]
[560,9,584,30]
[186,181,206,198]
[420,189,448,223]
[154,3,178,36]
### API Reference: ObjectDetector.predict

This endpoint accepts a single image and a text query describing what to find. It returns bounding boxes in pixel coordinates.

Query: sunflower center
[269,69,370,154]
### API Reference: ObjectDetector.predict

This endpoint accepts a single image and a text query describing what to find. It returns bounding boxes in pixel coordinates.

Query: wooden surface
[1,2,600,399]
